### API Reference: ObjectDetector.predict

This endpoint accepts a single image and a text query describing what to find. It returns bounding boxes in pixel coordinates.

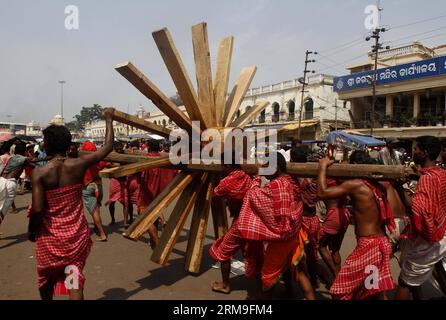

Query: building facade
[334,41,446,139]
[83,75,349,142]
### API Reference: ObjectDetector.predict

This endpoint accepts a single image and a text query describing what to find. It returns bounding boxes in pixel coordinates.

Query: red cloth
[34,184,92,294]
[362,180,396,234]
[213,170,253,216]
[298,178,318,213]
[321,207,350,235]
[330,235,394,300]
[127,175,140,205]
[410,166,446,243]
[302,215,321,261]
[209,218,264,279]
[108,178,127,204]
[81,142,106,185]
[138,152,177,210]
[237,175,303,241]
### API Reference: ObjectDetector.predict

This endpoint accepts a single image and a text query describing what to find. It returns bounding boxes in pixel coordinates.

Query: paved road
[0,180,443,300]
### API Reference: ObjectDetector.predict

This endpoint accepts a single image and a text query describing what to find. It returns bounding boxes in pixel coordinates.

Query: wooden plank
[123,172,196,240]
[230,101,270,128]
[213,36,233,127]
[152,28,206,127]
[151,173,208,265]
[211,196,228,240]
[192,23,215,128]
[80,151,164,165]
[115,62,192,131]
[90,149,416,180]
[99,157,171,179]
[111,110,171,138]
[223,66,257,127]
[185,175,215,273]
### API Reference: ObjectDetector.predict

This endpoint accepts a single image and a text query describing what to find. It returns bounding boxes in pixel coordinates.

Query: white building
[26,121,42,137]
[83,75,348,141]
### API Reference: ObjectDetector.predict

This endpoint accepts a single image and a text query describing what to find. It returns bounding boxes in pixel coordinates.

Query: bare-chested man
[28,108,115,300]
[317,151,395,300]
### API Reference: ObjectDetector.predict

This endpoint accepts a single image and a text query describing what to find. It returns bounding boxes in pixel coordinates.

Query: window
[304,98,314,120]
[288,100,296,121]
[272,102,280,122]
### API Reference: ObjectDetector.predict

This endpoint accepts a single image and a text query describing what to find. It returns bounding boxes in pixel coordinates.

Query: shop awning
[279,121,318,131]
[326,130,385,150]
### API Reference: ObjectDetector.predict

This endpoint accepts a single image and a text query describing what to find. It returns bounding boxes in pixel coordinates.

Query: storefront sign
[334,56,446,92]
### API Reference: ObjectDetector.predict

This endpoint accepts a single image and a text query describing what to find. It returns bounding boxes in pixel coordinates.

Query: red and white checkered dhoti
[302,215,321,261]
[209,218,264,279]
[35,184,92,294]
[330,235,394,300]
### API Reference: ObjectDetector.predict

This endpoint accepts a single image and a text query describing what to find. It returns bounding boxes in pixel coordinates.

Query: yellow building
[334,41,446,139]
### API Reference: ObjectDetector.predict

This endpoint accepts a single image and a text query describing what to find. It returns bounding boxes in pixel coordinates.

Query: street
[0,179,443,300]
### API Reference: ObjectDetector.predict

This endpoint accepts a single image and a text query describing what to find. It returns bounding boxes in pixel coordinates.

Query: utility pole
[334,99,338,131]
[297,50,317,139]
[365,3,388,136]
[58,80,66,122]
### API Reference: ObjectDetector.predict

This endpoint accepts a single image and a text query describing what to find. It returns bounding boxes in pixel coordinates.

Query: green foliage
[72,104,104,130]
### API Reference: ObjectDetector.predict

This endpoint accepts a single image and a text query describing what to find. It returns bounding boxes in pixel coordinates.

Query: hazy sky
[1,0,446,124]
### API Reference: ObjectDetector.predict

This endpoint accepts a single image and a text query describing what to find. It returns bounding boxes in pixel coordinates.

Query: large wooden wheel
[106,22,269,273]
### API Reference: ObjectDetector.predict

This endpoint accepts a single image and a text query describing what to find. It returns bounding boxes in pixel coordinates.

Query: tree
[169,93,183,106]
[72,104,104,130]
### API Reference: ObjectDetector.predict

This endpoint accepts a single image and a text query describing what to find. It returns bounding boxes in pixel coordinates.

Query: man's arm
[77,108,115,168]
[317,158,357,200]
[29,169,45,241]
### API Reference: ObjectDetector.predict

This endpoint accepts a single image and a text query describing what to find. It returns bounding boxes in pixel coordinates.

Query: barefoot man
[209,162,263,295]
[317,151,395,300]
[28,108,115,300]
[395,136,446,299]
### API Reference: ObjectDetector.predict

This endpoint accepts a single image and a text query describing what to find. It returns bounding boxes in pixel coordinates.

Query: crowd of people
[1,109,446,301]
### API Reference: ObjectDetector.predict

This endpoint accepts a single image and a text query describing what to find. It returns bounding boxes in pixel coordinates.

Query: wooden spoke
[99,157,171,179]
[151,173,208,265]
[230,101,269,128]
[115,62,192,131]
[211,194,228,240]
[152,28,206,128]
[192,23,215,128]
[123,172,196,240]
[111,110,171,137]
[223,66,257,127]
[213,36,234,127]
[80,151,163,165]
[185,176,215,273]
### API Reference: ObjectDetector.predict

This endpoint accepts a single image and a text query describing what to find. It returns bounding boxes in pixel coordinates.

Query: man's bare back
[317,159,384,238]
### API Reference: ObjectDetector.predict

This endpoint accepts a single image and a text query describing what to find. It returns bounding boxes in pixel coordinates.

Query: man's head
[148,139,160,153]
[386,137,399,149]
[113,141,124,154]
[264,152,287,180]
[0,141,12,155]
[413,136,441,165]
[42,125,72,156]
[67,142,79,158]
[290,148,308,163]
[349,150,372,164]
[14,142,26,156]
[291,139,302,149]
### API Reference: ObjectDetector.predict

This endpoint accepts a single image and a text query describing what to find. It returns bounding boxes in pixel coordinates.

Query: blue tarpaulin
[326,131,385,150]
